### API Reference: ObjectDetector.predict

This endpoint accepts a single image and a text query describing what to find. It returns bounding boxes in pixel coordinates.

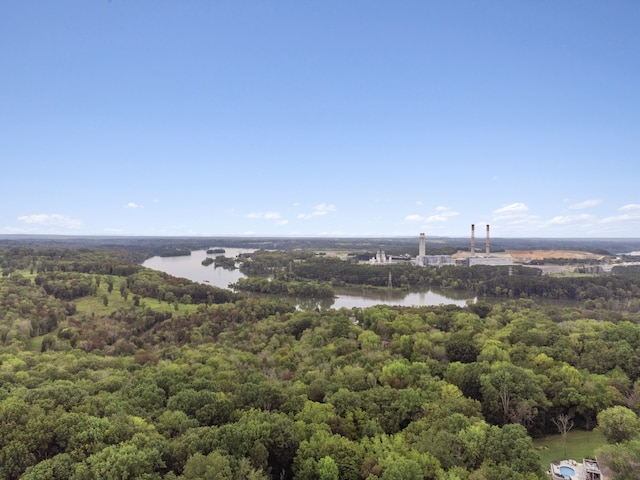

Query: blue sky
[2,1,639,238]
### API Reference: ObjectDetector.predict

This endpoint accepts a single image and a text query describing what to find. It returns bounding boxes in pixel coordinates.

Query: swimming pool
[559,466,575,477]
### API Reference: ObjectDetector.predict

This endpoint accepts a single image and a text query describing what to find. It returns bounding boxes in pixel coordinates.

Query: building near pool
[549,458,601,480]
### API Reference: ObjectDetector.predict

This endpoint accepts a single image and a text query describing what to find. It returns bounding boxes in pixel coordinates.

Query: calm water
[331,286,473,308]
[143,249,475,308]
[142,248,253,289]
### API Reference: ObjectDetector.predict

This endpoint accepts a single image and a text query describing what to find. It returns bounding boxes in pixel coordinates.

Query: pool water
[559,466,575,477]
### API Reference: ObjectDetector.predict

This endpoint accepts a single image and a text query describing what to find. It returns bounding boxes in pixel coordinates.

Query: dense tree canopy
[2,245,640,478]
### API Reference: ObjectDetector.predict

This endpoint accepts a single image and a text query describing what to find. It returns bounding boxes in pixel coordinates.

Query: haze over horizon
[2,2,639,238]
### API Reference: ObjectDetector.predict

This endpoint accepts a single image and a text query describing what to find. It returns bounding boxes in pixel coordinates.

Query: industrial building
[415,233,454,266]
[414,225,512,267]
[465,224,513,266]
[369,250,413,265]
[370,226,513,268]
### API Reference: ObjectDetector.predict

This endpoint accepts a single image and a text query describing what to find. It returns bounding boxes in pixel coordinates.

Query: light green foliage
[156,410,199,438]
[3,245,640,479]
[477,339,510,364]
[380,359,413,388]
[73,441,165,480]
[483,424,543,476]
[296,400,337,425]
[182,451,232,480]
[124,377,167,416]
[317,456,339,480]
[294,431,364,480]
[21,453,74,480]
[480,363,548,425]
[358,329,381,351]
[533,429,607,467]
[54,412,110,461]
[596,406,640,443]
[361,434,443,479]
[596,438,640,480]
[458,423,490,469]
[380,454,423,480]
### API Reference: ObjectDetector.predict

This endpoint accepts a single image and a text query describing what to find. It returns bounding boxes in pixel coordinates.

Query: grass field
[73,275,199,316]
[533,429,607,468]
[12,271,201,352]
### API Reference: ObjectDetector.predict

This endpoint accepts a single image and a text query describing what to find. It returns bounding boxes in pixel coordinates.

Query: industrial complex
[370,224,514,268]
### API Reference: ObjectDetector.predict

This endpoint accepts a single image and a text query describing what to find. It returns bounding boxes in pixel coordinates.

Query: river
[142,249,475,308]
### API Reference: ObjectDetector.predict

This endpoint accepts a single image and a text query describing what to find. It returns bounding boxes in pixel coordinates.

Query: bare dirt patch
[507,250,606,262]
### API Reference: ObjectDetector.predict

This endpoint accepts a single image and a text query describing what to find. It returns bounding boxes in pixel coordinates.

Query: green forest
[2,244,640,479]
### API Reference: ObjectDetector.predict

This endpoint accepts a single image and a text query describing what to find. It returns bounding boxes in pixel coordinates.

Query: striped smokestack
[471,224,475,255]
[486,224,490,255]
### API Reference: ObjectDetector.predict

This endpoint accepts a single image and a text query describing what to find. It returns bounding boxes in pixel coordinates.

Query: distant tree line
[241,251,640,308]
[231,278,334,298]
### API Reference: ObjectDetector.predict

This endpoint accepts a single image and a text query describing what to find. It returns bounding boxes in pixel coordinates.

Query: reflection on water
[142,249,475,308]
[142,248,253,289]
[331,287,474,309]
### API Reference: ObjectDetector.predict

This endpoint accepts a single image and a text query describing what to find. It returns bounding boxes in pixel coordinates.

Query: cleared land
[507,250,607,262]
[532,430,607,469]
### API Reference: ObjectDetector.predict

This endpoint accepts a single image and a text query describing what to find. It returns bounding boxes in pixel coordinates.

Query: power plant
[370,225,512,267]
[471,224,475,255]
[466,223,513,266]
[486,224,490,255]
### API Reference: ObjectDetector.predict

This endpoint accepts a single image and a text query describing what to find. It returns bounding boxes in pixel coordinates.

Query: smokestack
[471,224,475,255]
[486,224,490,255]
[419,233,425,257]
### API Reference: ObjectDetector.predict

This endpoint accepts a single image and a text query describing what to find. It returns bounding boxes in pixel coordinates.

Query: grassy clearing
[9,269,200,317]
[73,275,200,316]
[533,429,607,468]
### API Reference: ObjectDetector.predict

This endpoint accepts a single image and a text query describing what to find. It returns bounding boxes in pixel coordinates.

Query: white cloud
[493,203,529,215]
[247,211,281,220]
[276,220,289,225]
[546,214,595,226]
[569,199,601,210]
[436,207,459,218]
[620,204,640,211]
[125,202,143,209]
[492,203,534,224]
[2,226,29,233]
[313,203,336,216]
[406,207,458,224]
[17,214,82,229]
[298,203,336,220]
[490,203,545,233]
[601,212,640,224]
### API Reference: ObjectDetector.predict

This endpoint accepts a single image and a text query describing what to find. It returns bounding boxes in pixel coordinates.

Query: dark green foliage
[232,277,335,298]
[127,268,238,305]
[5,243,640,478]
[445,332,479,363]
